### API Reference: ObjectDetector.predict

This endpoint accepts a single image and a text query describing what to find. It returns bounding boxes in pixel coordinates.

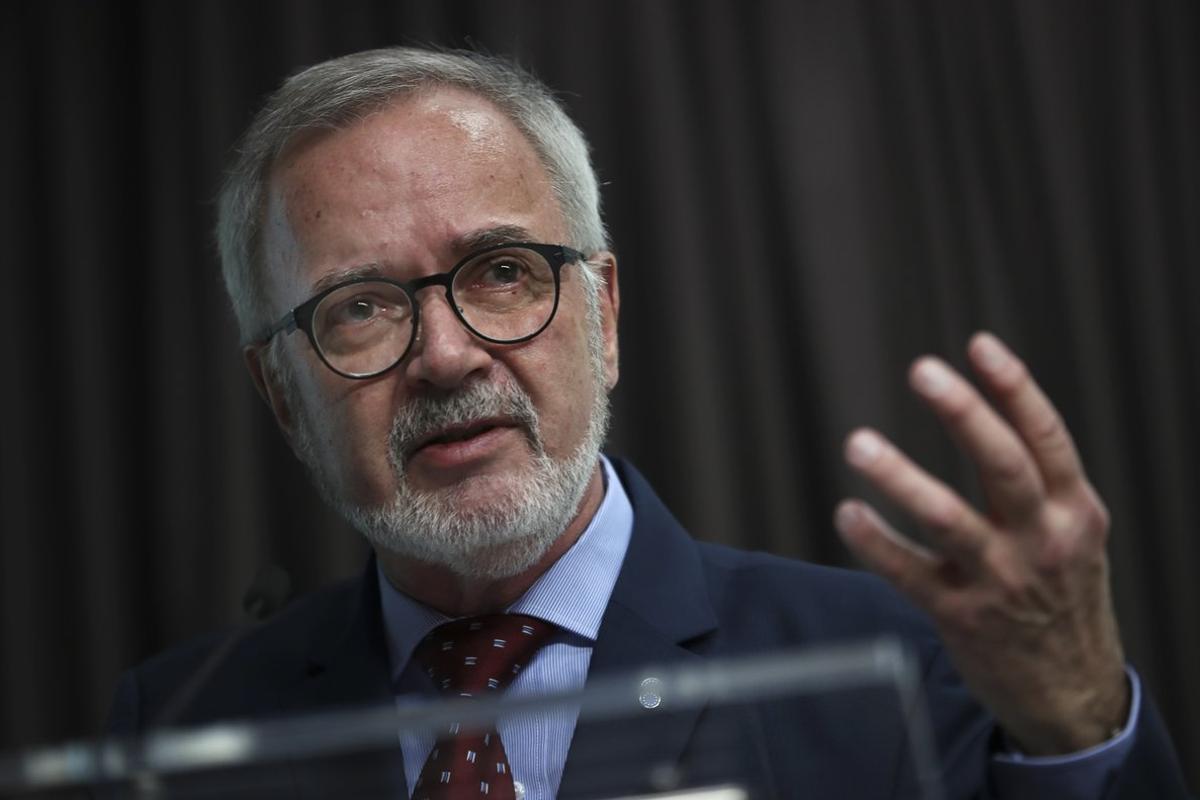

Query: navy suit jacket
[108,459,1190,798]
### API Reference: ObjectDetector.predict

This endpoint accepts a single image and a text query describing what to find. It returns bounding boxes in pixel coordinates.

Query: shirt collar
[377,455,634,683]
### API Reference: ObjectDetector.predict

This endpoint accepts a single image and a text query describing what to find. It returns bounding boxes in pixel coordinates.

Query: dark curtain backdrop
[2,0,1197,786]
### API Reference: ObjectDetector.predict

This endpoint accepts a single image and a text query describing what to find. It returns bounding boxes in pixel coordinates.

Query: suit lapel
[273,460,722,799]
[559,460,720,798]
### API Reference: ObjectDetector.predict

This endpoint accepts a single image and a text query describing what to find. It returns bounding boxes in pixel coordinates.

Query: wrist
[1006,670,1131,755]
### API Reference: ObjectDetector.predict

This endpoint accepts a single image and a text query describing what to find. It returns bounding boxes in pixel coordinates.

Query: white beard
[284,291,611,580]
[341,376,609,579]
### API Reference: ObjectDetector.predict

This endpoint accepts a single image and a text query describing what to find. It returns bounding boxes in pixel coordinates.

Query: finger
[834,499,940,608]
[844,428,992,563]
[909,356,1045,522]
[967,332,1084,491]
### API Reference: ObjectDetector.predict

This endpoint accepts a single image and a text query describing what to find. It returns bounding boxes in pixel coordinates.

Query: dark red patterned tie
[412,614,555,800]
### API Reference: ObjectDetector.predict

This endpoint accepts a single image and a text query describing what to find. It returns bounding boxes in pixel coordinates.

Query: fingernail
[834,502,861,532]
[973,332,1008,372]
[846,430,883,467]
[912,358,953,397]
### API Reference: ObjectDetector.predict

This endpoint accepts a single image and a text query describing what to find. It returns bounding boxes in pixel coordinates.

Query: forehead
[261,86,564,302]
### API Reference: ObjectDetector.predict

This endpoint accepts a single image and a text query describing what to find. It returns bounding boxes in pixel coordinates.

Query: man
[108,47,1190,798]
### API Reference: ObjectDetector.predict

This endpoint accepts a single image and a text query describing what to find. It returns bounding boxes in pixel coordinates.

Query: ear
[593,251,620,390]
[243,343,300,447]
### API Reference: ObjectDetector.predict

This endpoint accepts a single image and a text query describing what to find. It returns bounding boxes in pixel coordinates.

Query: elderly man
[108,48,1189,798]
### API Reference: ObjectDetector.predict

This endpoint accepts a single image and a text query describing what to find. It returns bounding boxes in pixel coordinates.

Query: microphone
[241,563,292,622]
[111,567,292,798]
[149,564,292,729]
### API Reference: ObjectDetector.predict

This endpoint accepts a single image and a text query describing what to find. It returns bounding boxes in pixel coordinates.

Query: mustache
[388,380,542,468]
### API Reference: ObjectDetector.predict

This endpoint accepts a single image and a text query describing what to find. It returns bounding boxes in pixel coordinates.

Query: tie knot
[415,614,555,697]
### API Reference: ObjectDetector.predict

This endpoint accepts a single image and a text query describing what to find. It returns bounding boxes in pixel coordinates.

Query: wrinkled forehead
[274,84,528,170]
[260,87,566,305]
[269,86,553,213]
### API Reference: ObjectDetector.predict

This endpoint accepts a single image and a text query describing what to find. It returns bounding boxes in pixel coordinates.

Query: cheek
[295,366,402,498]
[516,311,598,453]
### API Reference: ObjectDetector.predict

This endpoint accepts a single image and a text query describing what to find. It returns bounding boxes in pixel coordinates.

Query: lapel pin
[638,677,664,710]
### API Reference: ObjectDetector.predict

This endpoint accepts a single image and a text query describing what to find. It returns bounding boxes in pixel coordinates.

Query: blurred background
[1,0,1197,787]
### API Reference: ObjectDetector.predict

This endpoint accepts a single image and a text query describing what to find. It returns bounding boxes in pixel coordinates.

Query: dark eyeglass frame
[254,242,588,380]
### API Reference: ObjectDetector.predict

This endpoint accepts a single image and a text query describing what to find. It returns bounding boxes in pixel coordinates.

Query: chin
[419,530,561,581]
[359,502,566,581]
[341,452,591,581]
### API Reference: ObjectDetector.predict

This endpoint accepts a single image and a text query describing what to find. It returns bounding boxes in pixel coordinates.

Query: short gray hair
[216,47,608,342]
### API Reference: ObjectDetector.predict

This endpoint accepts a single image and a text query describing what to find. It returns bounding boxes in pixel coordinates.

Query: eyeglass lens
[311,246,558,377]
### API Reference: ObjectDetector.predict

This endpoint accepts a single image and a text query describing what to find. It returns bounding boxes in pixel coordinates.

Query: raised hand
[835,332,1128,755]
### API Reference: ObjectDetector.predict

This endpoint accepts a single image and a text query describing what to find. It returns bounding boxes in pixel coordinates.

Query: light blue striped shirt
[378,455,633,799]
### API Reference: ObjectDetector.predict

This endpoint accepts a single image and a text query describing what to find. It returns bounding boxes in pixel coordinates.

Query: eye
[328,295,384,325]
[316,283,409,333]
[479,258,527,287]
[343,298,377,321]
[453,248,555,309]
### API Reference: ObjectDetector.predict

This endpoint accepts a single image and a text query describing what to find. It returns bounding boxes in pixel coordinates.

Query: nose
[401,289,493,390]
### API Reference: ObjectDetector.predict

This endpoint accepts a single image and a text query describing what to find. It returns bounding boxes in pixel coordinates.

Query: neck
[375,465,605,617]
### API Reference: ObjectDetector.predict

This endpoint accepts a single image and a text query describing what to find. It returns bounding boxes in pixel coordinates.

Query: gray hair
[216,47,608,343]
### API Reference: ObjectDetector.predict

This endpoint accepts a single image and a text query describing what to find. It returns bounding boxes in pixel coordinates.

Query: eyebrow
[451,224,537,253]
[309,263,384,296]
[306,225,538,297]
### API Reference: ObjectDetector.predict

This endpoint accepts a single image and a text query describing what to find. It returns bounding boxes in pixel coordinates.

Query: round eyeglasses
[254,242,587,379]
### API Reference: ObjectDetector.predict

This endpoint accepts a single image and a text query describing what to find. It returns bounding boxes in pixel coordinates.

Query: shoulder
[137,575,360,676]
[609,455,940,652]
[692,540,940,650]
[111,575,364,732]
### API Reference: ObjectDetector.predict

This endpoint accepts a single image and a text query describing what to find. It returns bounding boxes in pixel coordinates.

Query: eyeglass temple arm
[250,313,299,347]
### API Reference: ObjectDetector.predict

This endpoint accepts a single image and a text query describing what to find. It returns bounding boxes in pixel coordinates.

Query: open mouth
[408,418,516,459]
